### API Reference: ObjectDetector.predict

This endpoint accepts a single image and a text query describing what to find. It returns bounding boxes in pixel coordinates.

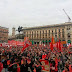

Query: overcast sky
[0,0,72,35]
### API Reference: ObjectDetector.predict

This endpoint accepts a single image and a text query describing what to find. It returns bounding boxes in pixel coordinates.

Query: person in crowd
[34,60,42,72]
[50,59,58,72]
[8,59,20,72]
[0,55,3,72]
[62,66,69,72]
[3,57,8,72]
[20,57,29,72]
[69,65,72,72]
[0,44,72,72]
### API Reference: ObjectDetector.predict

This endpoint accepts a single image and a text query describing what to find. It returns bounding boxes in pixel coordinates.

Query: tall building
[8,27,24,41]
[12,27,15,37]
[22,22,72,45]
[0,26,8,43]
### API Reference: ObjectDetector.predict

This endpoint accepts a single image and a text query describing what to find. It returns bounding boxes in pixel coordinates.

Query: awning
[45,40,48,43]
[67,40,71,43]
[42,40,45,43]
[49,40,51,43]
[31,40,34,44]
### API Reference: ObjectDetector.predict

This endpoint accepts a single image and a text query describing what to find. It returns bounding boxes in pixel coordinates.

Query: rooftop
[22,22,72,30]
[0,26,8,29]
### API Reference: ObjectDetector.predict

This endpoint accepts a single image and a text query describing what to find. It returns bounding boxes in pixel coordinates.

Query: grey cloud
[0,0,72,35]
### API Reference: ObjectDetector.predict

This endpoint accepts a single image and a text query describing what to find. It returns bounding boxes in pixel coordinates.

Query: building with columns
[22,22,72,44]
[16,22,72,44]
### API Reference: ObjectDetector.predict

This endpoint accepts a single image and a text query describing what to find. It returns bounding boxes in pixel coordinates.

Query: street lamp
[17,26,23,39]
[18,26,23,33]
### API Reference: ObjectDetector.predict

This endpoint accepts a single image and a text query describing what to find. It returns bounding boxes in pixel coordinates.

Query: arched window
[52,30,53,36]
[62,29,64,32]
[55,35,57,37]
[59,29,60,32]
[67,33,70,38]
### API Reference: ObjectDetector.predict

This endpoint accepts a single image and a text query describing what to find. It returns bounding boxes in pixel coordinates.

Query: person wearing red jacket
[50,60,58,72]
[0,59,3,72]
[62,67,69,72]
[69,65,72,72]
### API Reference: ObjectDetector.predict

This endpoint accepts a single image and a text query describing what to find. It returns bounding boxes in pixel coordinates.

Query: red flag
[56,42,58,50]
[21,37,31,52]
[50,36,55,51]
[59,40,61,51]
[55,58,58,66]
[51,36,55,44]
[50,43,53,51]
[42,54,47,59]
[0,62,3,72]
[21,43,29,52]
[7,60,10,65]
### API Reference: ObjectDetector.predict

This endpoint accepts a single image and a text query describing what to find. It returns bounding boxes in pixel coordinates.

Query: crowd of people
[0,44,72,72]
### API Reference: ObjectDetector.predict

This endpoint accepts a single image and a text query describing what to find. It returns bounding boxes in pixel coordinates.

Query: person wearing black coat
[20,60,29,72]
[3,57,8,72]
[34,60,42,72]
[20,63,29,72]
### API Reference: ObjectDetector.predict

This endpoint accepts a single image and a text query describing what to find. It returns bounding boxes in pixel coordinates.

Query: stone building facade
[22,22,72,44]
[0,26,8,42]
[12,27,15,37]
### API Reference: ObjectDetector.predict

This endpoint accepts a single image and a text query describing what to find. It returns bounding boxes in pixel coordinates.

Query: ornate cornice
[22,22,72,30]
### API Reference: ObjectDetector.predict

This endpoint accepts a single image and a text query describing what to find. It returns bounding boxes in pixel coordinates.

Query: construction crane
[63,9,71,22]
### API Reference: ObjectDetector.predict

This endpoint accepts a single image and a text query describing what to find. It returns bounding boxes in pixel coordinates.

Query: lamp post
[17,26,23,39]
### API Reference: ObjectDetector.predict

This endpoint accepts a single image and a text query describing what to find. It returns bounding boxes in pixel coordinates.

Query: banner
[40,59,49,72]
[61,41,66,44]
[16,41,24,46]
[2,43,9,47]
[8,40,16,46]
[8,40,24,46]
